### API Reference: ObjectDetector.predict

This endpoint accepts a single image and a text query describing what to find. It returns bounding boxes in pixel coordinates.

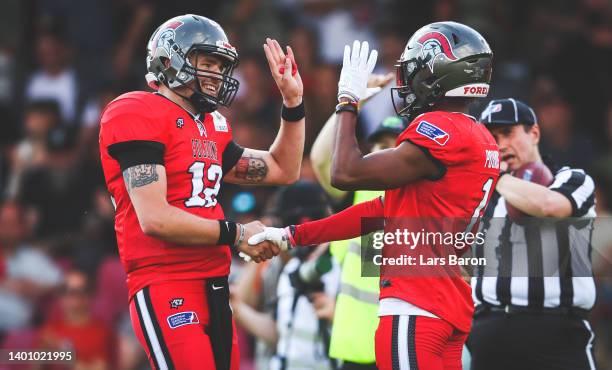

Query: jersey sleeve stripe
[549,170,586,216]
[571,175,596,211]
[575,192,596,217]
[548,168,574,189]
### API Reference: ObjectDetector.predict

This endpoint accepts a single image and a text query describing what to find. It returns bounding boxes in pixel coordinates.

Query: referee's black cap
[479,98,538,126]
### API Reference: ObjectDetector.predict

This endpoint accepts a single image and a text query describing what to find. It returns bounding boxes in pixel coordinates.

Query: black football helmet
[391,21,493,117]
[146,14,239,113]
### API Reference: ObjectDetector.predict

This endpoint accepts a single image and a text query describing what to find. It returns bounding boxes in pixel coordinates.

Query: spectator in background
[0,202,62,335]
[8,99,101,239]
[24,28,79,125]
[272,242,339,370]
[231,254,284,370]
[7,99,95,238]
[37,0,155,93]
[232,182,339,370]
[5,100,62,200]
[285,0,378,64]
[37,269,115,370]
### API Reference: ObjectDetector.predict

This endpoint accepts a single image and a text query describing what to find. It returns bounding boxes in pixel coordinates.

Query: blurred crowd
[0,0,611,369]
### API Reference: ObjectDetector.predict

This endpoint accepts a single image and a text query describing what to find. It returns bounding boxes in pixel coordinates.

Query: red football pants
[375,315,467,370]
[129,280,240,370]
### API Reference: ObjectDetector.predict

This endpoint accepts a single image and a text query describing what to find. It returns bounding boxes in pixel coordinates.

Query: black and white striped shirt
[471,166,597,310]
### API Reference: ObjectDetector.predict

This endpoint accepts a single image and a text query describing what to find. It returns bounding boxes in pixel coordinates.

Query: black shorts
[467,311,596,370]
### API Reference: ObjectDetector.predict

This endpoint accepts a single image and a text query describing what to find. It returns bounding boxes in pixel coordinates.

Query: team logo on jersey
[176,118,184,128]
[211,111,228,132]
[416,120,450,145]
[167,311,199,329]
[417,31,458,72]
[169,298,184,309]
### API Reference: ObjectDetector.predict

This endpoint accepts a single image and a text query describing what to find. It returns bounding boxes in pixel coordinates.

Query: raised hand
[237,221,281,263]
[338,40,378,103]
[263,38,304,107]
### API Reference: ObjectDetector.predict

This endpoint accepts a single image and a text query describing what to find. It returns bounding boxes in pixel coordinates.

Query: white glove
[247,227,294,251]
[338,40,378,103]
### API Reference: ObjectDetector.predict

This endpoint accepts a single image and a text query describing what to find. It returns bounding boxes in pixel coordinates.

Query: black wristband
[335,101,358,115]
[281,101,305,122]
[217,220,237,246]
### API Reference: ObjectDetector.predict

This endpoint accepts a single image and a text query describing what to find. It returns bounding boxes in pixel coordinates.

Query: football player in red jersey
[249,22,499,369]
[98,14,304,370]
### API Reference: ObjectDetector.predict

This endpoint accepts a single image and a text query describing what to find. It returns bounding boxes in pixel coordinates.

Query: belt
[474,304,590,319]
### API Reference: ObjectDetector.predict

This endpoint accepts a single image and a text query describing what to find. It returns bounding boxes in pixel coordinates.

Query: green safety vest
[329,190,383,363]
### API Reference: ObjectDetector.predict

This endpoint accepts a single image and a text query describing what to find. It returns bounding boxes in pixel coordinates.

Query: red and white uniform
[100,91,235,296]
[99,91,240,370]
[376,111,499,370]
[291,111,499,370]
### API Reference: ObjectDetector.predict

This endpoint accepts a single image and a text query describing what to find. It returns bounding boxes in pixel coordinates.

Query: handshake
[236,221,296,263]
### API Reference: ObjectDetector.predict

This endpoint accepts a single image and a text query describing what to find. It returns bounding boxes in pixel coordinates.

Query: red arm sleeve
[293,196,384,246]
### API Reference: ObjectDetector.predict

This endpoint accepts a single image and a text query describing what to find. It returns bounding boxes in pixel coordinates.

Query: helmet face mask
[179,48,239,112]
[391,57,429,117]
[146,15,240,113]
[391,21,493,118]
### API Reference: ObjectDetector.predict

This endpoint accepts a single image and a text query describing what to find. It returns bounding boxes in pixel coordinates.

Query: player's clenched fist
[238,221,281,263]
[263,38,303,107]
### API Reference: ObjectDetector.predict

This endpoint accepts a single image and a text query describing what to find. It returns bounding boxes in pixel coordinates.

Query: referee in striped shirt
[468,99,597,370]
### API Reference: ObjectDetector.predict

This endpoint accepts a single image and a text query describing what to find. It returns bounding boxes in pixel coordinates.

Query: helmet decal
[417,31,458,72]
[215,40,236,53]
[153,21,184,58]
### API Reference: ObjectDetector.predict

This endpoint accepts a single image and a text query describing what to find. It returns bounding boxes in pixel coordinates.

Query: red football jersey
[381,111,499,333]
[99,92,236,298]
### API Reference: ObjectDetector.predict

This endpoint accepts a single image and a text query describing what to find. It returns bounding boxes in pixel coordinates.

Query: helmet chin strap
[186,79,218,113]
[189,92,217,114]
[172,79,219,114]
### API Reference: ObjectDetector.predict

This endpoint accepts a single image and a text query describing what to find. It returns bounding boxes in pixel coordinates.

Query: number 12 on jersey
[185,161,222,208]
